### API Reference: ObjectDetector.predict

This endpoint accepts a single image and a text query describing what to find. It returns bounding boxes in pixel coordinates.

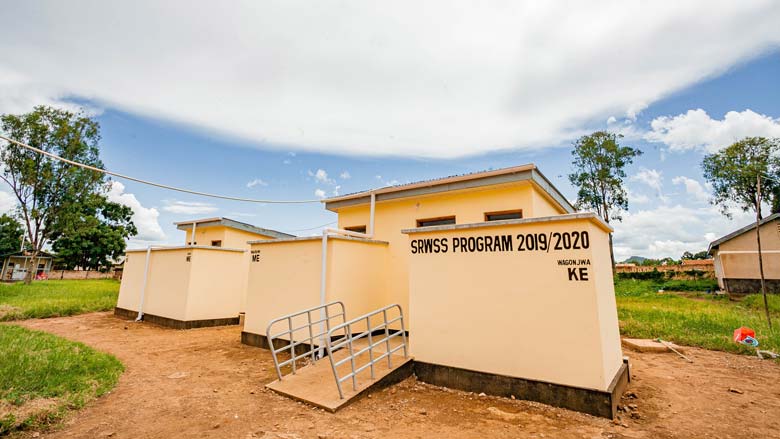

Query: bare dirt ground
[12,312,780,439]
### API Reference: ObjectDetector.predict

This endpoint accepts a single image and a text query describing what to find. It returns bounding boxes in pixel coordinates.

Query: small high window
[344,225,367,234]
[211,240,222,247]
[484,210,523,221]
[416,216,456,228]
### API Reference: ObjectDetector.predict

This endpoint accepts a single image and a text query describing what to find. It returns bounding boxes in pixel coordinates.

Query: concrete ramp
[266,337,413,411]
[265,304,411,412]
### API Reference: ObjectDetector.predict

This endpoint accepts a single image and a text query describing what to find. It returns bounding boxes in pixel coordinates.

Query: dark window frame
[484,209,523,222]
[211,240,222,247]
[416,216,456,228]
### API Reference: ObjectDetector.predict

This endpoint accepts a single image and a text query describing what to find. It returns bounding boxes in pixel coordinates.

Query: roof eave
[323,165,574,214]
[708,212,780,252]
[175,217,294,240]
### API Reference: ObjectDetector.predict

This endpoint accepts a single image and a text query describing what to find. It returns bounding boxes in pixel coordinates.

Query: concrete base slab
[266,338,412,412]
[414,358,630,419]
[622,338,685,353]
[114,307,239,329]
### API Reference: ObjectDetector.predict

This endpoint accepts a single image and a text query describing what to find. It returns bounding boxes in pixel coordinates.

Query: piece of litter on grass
[655,338,693,363]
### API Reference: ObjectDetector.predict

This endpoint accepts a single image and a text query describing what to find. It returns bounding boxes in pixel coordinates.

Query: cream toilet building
[115,217,291,328]
[241,164,627,418]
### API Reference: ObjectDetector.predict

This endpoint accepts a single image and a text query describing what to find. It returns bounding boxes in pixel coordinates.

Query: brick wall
[48,270,116,280]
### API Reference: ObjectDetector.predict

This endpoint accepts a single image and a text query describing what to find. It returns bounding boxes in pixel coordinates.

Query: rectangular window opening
[211,240,222,247]
[344,225,367,234]
[416,216,456,228]
[484,209,523,221]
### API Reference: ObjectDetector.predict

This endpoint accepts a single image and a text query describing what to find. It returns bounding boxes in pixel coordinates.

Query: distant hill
[622,256,647,264]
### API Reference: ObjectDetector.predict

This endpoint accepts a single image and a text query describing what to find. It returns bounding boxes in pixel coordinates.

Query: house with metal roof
[709,213,780,294]
[0,250,53,281]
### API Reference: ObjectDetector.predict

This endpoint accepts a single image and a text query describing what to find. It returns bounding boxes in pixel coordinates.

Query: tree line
[569,131,779,328]
[0,106,137,283]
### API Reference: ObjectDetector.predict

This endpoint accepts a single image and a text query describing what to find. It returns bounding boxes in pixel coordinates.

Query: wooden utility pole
[756,174,772,330]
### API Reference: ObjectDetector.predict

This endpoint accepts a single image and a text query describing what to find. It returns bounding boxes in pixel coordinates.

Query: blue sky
[1,2,780,260]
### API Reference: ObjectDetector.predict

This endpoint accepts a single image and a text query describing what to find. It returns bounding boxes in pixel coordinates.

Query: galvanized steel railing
[325,304,409,399]
[266,301,346,380]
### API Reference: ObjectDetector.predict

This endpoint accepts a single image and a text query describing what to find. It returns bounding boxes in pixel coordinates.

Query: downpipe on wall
[135,245,153,321]
[317,191,376,356]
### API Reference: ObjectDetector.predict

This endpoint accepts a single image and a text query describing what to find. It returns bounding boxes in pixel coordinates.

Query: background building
[0,250,53,281]
[709,213,780,294]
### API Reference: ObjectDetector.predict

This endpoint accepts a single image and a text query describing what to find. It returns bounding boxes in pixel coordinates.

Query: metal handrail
[325,304,408,399]
[266,301,346,380]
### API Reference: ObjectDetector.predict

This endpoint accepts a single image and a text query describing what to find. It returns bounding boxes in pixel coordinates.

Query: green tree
[0,106,105,283]
[52,193,137,271]
[771,185,780,214]
[702,136,780,330]
[681,250,710,260]
[0,214,24,256]
[569,131,642,267]
[694,250,710,260]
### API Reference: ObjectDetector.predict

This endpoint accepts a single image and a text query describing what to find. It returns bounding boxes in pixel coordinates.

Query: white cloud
[612,204,754,260]
[375,175,400,186]
[625,101,648,122]
[339,171,351,180]
[672,176,710,203]
[314,189,326,198]
[646,109,780,153]
[246,178,268,188]
[626,187,650,205]
[309,169,335,185]
[0,191,16,214]
[630,168,666,202]
[631,168,663,193]
[162,200,218,215]
[107,181,165,241]
[1,3,779,158]
[0,67,103,117]
[226,211,257,218]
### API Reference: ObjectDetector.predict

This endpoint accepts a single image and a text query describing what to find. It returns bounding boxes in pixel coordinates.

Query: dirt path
[13,312,780,439]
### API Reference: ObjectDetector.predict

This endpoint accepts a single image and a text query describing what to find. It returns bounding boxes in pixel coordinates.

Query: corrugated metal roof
[174,217,294,239]
[324,164,537,202]
[323,164,575,214]
[708,212,780,252]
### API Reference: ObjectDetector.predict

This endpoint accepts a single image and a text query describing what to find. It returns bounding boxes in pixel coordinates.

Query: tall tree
[569,131,642,267]
[0,106,105,283]
[0,214,24,257]
[702,136,780,330]
[52,193,137,271]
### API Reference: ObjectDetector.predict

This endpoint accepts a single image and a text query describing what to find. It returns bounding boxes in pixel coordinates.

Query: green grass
[0,325,124,434]
[0,280,119,321]
[615,278,780,355]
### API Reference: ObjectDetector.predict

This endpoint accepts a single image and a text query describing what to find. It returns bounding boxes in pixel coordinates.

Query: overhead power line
[0,135,321,204]
[283,220,338,233]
